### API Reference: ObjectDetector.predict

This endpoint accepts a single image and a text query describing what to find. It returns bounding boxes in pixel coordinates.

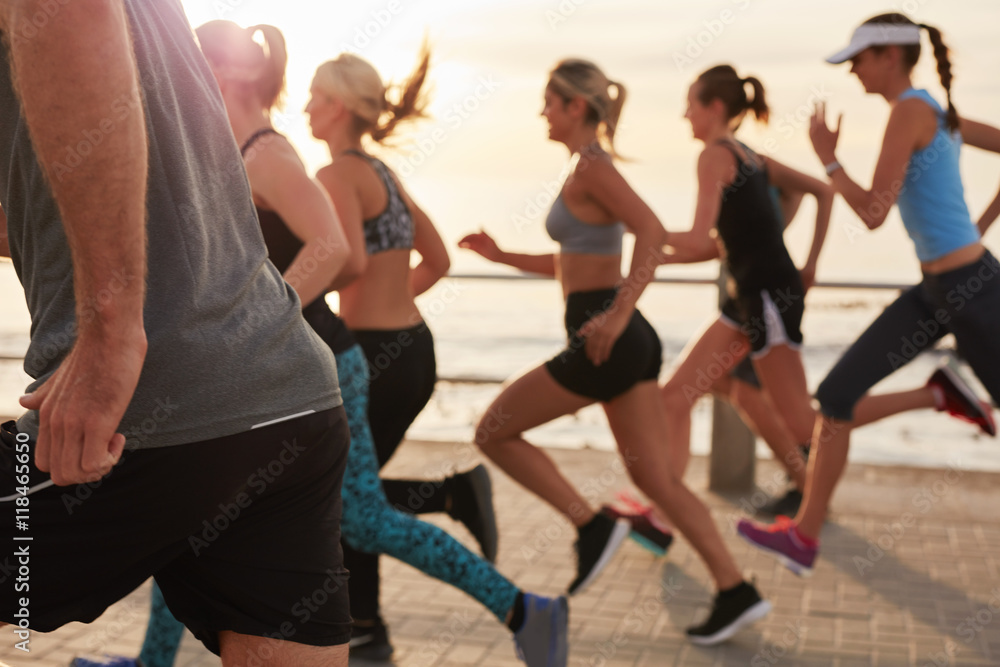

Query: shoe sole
[686,599,773,646]
[937,365,997,436]
[736,529,814,578]
[630,531,671,557]
[465,464,499,563]
[569,518,630,596]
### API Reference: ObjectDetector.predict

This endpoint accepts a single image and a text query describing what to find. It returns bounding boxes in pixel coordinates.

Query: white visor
[825,24,922,64]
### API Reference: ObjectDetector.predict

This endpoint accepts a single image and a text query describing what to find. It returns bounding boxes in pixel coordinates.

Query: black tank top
[715,140,799,295]
[242,129,355,354]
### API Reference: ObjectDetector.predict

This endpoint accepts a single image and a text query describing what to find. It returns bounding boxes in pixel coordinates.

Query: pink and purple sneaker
[736,516,817,577]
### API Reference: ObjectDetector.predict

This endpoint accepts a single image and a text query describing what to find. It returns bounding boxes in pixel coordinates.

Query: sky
[177,0,1000,282]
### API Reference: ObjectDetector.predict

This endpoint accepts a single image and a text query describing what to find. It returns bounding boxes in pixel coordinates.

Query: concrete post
[708,267,756,493]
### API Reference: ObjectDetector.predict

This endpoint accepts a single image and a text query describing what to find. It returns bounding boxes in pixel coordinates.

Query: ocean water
[3,262,997,472]
[4,0,999,471]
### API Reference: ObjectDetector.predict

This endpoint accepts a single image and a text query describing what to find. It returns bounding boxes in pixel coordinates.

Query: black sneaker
[448,464,499,563]
[685,581,772,645]
[349,617,393,661]
[757,488,803,518]
[567,512,630,596]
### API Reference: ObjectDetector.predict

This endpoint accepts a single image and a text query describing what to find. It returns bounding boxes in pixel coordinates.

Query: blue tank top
[545,194,624,255]
[896,88,978,262]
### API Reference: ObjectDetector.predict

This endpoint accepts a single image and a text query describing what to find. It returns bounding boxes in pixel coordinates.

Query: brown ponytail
[742,76,769,123]
[370,41,431,143]
[695,65,769,125]
[919,23,959,133]
[249,24,287,110]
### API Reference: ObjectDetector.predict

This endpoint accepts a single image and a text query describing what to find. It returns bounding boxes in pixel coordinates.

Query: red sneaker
[927,366,996,436]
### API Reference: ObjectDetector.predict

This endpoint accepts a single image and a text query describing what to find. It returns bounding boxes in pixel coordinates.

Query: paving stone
[3,445,1000,666]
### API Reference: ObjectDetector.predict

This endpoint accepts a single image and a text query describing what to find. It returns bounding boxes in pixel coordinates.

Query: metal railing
[1,271,913,492]
[441,271,911,493]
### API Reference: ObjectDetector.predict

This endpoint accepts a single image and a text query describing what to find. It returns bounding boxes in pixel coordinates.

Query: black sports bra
[342,149,415,255]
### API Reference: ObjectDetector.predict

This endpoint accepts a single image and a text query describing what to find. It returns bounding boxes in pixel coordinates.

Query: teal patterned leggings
[335,344,518,622]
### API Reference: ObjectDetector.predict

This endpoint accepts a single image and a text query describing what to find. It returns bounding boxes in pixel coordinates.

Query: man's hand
[21,327,146,485]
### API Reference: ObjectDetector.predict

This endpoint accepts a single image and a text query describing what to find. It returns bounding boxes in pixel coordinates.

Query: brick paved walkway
[2,441,998,666]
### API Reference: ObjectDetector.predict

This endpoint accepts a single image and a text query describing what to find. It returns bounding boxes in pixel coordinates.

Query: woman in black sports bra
[460,58,772,645]
[306,47,509,656]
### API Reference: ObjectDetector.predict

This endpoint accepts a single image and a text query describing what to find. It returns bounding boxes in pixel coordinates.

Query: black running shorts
[545,288,663,402]
[0,408,351,654]
[720,279,805,357]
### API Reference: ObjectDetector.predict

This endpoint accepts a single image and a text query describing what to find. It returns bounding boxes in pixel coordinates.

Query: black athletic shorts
[545,288,663,402]
[0,408,351,655]
[720,277,805,357]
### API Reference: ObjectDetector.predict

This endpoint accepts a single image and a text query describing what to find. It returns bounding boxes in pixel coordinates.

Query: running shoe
[757,488,803,518]
[601,491,673,557]
[685,581,772,645]
[736,516,817,577]
[512,593,569,667]
[70,658,143,667]
[349,616,393,661]
[927,365,997,436]
[567,512,630,595]
[448,464,499,563]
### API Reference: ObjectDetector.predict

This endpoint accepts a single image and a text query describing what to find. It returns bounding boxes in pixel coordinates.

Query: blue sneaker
[70,658,143,667]
[513,594,568,667]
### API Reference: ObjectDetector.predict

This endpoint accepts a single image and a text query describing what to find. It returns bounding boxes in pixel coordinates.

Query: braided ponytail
[919,23,959,133]
[862,14,960,133]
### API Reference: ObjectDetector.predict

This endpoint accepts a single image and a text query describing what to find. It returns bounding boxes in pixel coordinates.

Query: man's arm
[1,0,148,485]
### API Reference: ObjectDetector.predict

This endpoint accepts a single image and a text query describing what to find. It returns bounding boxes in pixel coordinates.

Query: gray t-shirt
[0,0,342,448]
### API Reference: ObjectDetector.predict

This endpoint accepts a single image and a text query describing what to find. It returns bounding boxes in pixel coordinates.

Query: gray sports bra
[545,194,624,255]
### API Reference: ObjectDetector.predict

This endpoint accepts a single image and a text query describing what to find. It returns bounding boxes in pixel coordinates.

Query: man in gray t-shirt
[0,1,351,661]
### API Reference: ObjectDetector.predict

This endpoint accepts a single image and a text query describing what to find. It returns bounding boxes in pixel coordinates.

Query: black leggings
[815,250,1000,421]
[343,323,439,621]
